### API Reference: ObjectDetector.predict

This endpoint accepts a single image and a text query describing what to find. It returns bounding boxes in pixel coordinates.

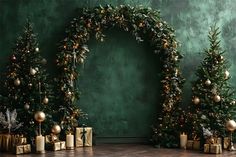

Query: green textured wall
[1,0,236,141]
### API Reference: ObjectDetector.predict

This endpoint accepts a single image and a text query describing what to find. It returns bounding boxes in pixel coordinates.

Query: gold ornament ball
[30,67,37,75]
[205,79,211,86]
[14,78,21,86]
[226,120,236,132]
[224,70,230,79]
[213,95,221,102]
[51,124,61,134]
[34,111,46,123]
[43,97,49,104]
[193,97,200,105]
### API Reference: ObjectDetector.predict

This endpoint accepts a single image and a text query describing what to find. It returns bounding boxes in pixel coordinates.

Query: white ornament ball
[205,79,211,86]
[30,68,37,75]
[193,97,200,105]
[214,95,221,102]
[225,70,230,79]
[35,47,39,52]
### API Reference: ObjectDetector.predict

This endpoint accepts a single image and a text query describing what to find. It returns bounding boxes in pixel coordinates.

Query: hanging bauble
[24,103,30,110]
[43,97,49,104]
[28,83,33,88]
[30,67,37,75]
[11,55,16,61]
[193,97,200,105]
[35,47,39,52]
[14,78,21,86]
[224,70,230,79]
[34,111,46,123]
[51,124,61,135]
[226,120,236,132]
[213,95,221,102]
[205,79,211,86]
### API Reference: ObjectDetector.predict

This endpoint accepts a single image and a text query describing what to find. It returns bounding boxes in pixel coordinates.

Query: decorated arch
[55,5,184,147]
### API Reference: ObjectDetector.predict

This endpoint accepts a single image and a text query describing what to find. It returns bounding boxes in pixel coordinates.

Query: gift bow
[80,126,87,147]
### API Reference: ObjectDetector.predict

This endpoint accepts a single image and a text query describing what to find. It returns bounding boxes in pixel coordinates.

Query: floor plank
[1,144,236,157]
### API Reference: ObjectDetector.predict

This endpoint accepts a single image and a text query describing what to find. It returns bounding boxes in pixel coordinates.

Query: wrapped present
[15,144,31,155]
[60,141,66,150]
[186,140,193,150]
[193,140,200,150]
[186,139,200,150]
[204,144,222,154]
[76,127,92,147]
[213,137,221,145]
[224,137,230,149]
[12,135,27,148]
[2,134,12,152]
[46,142,61,151]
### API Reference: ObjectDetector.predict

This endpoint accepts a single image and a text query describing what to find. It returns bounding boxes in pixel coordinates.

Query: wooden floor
[1,144,236,157]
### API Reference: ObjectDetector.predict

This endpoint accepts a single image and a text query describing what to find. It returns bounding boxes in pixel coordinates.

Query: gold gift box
[76,127,92,147]
[46,141,66,151]
[224,137,230,149]
[186,140,200,150]
[204,144,222,154]
[15,144,31,155]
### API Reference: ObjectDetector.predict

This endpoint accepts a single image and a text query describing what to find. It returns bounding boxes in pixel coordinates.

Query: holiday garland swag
[56,5,184,147]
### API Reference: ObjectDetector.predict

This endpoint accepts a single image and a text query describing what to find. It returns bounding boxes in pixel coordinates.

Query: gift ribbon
[80,126,87,147]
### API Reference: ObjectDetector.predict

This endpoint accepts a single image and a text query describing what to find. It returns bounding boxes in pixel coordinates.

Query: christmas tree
[3,21,54,140]
[190,25,236,138]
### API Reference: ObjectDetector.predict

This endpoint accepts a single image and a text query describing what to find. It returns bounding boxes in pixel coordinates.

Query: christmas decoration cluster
[0,5,235,155]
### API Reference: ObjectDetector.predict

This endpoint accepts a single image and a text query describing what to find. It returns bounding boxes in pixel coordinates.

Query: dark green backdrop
[1,0,236,142]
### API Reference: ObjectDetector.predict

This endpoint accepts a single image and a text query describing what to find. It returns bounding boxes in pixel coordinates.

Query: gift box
[76,127,92,147]
[193,140,200,150]
[186,140,200,150]
[46,142,61,151]
[60,141,66,150]
[1,134,12,152]
[15,144,31,155]
[224,137,230,149]
[186,140,193,150]
[204,144,222,154]
[12,135,27,148]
